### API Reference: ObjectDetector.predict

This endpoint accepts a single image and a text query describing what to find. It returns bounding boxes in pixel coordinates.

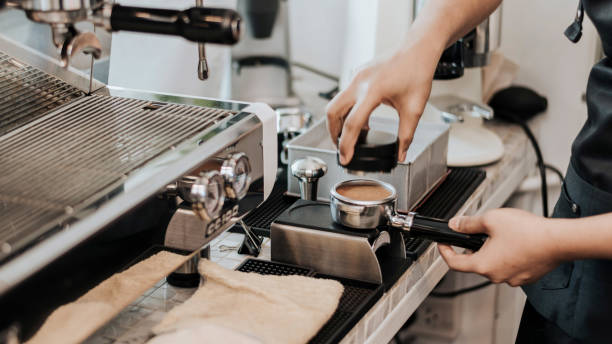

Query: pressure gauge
[220,152,252,200]
[190,171,226,222]
[176,176,198,203]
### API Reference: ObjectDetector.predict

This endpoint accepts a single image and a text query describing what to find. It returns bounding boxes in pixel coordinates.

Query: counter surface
[83,120,535,344]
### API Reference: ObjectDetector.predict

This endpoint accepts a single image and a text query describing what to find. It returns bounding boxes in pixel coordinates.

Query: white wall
[498,0,598,173]
[289,1,349,78]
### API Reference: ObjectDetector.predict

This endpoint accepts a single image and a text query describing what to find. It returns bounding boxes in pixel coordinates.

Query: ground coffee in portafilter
[335,183,392,202]
[338,129,398,173]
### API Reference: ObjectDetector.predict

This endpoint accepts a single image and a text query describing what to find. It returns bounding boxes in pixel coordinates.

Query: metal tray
[286,117,448,212]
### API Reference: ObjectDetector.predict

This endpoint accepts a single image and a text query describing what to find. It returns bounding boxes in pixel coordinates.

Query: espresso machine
[0,1,278,340]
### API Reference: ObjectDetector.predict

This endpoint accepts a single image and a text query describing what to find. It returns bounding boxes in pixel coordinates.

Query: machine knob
[220,152,252,200]
[291,157,327,201]
[190,170,226,222]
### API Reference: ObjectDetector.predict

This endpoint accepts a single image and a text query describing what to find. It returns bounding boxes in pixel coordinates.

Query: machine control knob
[291,156,327,201]
[220,152,252,200]
[190,170,226,222]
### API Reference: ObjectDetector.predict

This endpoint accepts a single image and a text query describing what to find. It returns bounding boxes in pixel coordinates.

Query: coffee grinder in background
[416,1,505,167]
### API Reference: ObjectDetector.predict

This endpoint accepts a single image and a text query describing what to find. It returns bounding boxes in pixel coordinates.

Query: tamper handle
[291,157,327,201]
[110,5,241,44]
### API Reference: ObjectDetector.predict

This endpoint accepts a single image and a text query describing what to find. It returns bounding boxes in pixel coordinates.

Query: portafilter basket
[330,179,486,251]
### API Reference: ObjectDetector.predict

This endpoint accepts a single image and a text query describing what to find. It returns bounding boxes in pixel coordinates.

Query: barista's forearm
[401,0,502,56]
[549,213,612,260]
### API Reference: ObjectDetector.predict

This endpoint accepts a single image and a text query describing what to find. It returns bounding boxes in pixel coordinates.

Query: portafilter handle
[107,5,241,44]
[388,211,487,251]
[291,157,327,201]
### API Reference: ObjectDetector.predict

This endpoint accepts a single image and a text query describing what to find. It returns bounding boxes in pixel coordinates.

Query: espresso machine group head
[1,0,242,75]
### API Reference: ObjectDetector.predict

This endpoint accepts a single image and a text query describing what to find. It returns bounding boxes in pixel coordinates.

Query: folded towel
[27,251,188,344]
[147,320,262,344]
[152,259,344,344]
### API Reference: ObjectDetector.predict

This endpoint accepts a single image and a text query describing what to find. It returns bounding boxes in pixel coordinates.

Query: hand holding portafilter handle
[392,212,487,251]
[109,5,241,44]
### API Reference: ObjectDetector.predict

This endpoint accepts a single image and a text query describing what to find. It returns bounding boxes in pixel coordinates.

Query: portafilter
[330,179,486,251]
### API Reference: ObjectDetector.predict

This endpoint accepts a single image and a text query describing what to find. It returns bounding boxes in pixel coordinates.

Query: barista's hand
[326,39,441,164]
[438,208,562,287]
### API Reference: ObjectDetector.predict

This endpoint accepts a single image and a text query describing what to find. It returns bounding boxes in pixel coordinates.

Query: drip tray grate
[0,52,84,136]
[402,168,486,257]
[236,258,314,277]
[0,94,235,262]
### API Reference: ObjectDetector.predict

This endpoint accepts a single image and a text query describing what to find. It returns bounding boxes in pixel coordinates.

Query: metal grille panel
[0,52,84,136]
[0,94,234,259]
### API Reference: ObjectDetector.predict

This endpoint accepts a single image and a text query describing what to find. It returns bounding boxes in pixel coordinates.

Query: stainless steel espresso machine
[0,1,277,341]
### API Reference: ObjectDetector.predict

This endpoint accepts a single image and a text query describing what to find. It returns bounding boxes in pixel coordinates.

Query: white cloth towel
[27,251,188,344]
[152,259,344,344]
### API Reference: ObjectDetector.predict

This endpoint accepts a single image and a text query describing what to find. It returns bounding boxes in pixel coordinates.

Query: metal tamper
[291,157,327,201]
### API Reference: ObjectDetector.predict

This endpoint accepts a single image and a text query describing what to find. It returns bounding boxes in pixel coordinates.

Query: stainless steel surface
[190,171,226,222]
[330,179,419,232]
[287,119,449,211]
[0,76,267,294]
[430,95,494,123]
[0,94,233,259]
[238,218,261,254]
[290,156,327,201]
[0,50,85,135]
[277,107,312,164]
[196,0,208,80]
[8,0,241,70]
[177,176,198,203]
[371,230,391,252]
[60,30,101,67]
[271,222,393,284]
[18,0,100,14]
[220,152,252,200]
[330,179,396,230]
[164,203,240,252]
[172,251,200,274]
[463,6,502,67]
[0,30,107,92]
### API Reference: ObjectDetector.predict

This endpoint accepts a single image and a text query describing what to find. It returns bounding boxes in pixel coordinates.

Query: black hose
[496,111,549,217]
[545,163,565,184]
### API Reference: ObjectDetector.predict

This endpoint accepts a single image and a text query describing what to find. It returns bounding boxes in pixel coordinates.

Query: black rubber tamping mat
[234,259,383,344]
[236,258,315,277]
[402,168,486,258]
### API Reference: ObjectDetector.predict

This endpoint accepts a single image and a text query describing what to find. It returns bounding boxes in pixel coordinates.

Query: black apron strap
[564,1,584,43]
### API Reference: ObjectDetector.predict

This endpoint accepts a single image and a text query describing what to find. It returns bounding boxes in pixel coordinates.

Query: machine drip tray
[236,258,384,344]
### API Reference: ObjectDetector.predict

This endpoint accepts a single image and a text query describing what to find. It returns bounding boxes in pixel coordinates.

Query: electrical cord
[545,163,565,184]
[497,111,549,217]
[430,281,492,298]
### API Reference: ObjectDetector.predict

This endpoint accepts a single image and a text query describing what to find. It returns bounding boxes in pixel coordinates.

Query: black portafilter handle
[109,5,241,44]
[409,214,487,251]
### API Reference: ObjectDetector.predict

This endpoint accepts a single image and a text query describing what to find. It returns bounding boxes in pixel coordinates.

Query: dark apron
[518,1,612,341]
[521,163,612,342]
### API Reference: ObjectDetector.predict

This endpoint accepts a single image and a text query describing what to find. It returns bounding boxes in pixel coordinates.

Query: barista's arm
[327,0,502,164]
[439,208,612,286]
